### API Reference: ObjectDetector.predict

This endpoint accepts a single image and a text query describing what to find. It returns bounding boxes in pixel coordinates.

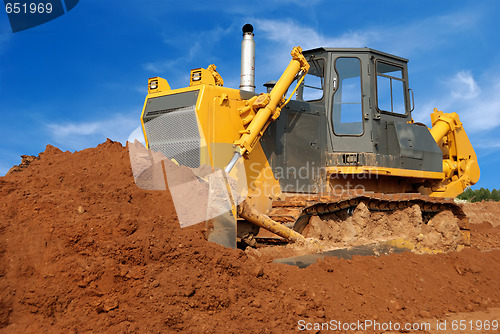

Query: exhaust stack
[240,24,255,92]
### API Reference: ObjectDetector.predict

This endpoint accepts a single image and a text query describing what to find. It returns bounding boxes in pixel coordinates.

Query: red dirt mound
[462,202,500,251]
[1,140,499,333]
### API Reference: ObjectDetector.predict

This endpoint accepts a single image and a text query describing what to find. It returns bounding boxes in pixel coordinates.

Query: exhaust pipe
[240,24,255,92]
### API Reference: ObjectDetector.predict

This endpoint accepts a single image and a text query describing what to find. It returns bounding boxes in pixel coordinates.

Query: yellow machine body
[138,44,480,249]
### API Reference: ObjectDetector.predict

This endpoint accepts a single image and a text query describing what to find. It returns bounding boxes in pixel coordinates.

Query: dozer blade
[128,140,245,248]
[207,209,238,249]
[273,238,414,268]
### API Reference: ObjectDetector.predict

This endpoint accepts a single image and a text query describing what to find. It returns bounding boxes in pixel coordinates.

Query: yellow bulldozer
[129,24,479,264]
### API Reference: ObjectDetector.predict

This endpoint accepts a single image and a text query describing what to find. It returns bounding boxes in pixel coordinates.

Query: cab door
[329,54,373,153]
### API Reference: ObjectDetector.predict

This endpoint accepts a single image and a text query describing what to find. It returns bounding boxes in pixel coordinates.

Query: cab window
[376,61,406,115]
[300,58,324,101]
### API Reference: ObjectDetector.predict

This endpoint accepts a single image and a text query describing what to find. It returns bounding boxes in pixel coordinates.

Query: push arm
[225,46,310,172]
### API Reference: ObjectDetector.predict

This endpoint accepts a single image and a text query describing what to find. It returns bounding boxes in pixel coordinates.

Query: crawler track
[268,193,470,245]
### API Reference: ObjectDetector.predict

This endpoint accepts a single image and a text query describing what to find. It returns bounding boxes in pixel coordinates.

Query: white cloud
[453,78,500,134]
[140,9,480,93]
[143,25,233,75]
[254,19,371,50]
[383,12,479,55]
[416,71,500,135]
[247,12,479,90]
[250,19,368,87]
[45,113,138,151]
[475,140,500,150]
[143,59,178,73]
[450,71,480,99]
[254,10,478,58]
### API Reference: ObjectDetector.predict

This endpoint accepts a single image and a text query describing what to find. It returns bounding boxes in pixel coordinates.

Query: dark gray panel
[260,110,284,171]
[326,121,443,173]
[385,121,400,156]
[392,122,442,172]
[261,101,326,193]
[282,111,324,193]
[393,122,423,159]
[401,157,422,170]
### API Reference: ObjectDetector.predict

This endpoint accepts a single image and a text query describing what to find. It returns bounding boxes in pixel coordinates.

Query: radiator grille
[144,105,200,168]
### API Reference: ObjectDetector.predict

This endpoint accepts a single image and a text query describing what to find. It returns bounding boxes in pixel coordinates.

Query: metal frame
[375,59,409,117]
[331,56,365,137]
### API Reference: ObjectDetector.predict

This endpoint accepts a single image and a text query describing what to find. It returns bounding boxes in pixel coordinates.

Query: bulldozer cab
[298,47,413,150]
[261,48,443,194]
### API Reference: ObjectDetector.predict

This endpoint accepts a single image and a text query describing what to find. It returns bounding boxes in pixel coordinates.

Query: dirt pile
[462,201,500,227]
[303,203,463,252]
[1,140,499,333]
[462,202,500,252]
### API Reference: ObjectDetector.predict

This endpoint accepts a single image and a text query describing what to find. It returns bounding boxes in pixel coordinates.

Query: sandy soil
[0,139,499,333]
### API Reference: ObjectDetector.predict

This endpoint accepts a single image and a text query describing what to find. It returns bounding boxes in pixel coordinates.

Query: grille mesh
[144,106,200,168]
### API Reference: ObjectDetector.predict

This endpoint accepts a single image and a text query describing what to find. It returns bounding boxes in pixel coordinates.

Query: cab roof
[303,47,409,63]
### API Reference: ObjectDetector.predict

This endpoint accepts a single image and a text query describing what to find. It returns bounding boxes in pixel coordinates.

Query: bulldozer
[129,24,480,264]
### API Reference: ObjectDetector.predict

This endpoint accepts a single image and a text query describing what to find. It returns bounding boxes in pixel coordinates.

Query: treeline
[457,188,500,202]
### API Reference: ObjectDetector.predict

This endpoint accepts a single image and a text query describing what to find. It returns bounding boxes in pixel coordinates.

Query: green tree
[491,189,500,201]
[457,187,500,202]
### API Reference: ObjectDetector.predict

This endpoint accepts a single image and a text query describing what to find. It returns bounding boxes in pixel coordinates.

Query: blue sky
[1,0,499,189]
